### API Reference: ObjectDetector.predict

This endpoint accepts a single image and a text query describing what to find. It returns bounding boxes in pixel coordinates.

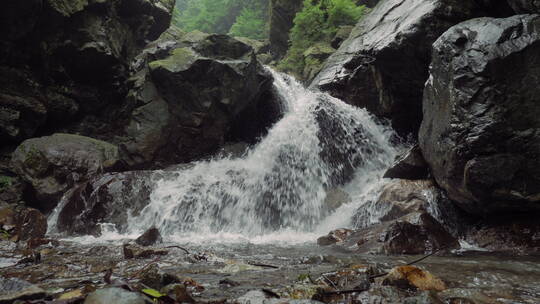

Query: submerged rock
[384,145,429,180]
[84,287,150,304]
[419,15,540,215]
[122,28,281,168]
[123,243,168,259]
[383,266,446,292]
[11,134,120,211]
[311,0,508,136]
[0,277,46,303]
[465,216,540,254]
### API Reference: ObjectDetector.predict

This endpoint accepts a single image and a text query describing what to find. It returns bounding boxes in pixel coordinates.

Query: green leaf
[141,288,164,298]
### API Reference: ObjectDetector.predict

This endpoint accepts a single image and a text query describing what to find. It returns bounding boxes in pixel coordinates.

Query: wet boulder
[326,179,462,254]
[508,0,540,13]
[352,179,466,235]
[56,171,157,235]
[465,216,540,254]
[383,145,429,180]
[419,15,540,215]
[136,226,163,246]
[355,211,459,255]
[0,206,47,242]
[11,134,120,212]
[123,243,168,259]
[121,28,280,168]
[317,228,354,246]
[311,0,507,136]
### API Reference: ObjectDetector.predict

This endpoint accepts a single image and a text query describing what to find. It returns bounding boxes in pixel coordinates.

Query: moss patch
[149,47,198,73]
[47,0,89,16]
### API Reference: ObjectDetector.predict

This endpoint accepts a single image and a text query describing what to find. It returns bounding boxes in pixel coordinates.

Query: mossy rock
[149,48,199,73]
[11,133,120,211]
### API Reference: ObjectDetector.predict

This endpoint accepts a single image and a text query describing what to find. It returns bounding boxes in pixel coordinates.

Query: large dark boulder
[0,0,175,145]
[269,0,304,59]
[310,0,511,136]
[320,179,463,254]
[325,211,459,254]
[508,0,540,13]
[121,29,281,168]
[419,15,540,215]
[11,134,121,212]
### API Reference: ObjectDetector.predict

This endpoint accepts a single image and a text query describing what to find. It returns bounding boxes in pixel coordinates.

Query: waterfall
[120,69,398,241]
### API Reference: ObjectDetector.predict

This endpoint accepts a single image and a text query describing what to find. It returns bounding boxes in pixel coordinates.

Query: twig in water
[406,247,447,266]
[368,246,448,280]
[247,262,279,269]
[129,257,161,280]
[322,274,338,290]
[320,288,369,296]
[165,245,190,254]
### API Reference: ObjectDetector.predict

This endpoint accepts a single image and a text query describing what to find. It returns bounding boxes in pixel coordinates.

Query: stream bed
[1,237,539,303]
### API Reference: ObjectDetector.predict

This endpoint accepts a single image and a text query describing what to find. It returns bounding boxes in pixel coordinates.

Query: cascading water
[120,69,398,241]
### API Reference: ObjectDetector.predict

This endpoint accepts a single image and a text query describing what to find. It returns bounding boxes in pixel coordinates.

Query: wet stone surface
[0,239,539,303]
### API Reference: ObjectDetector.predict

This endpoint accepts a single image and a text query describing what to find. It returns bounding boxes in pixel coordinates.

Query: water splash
[122,69,398,240]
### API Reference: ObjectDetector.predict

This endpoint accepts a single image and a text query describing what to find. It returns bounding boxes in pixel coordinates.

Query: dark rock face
[269,0,304,58]
[0,0,175,145]
[419,15,540,215]
[383,145,429,180]
[11,134,120,212]
[311,0,508,136]
[57,171,156,235]
[121,28,281,168]
[508,0,540,13]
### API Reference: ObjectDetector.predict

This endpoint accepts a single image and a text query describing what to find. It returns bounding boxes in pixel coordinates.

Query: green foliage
[173,0,269,39]
[229,7,268,40]
[0,175,13,190]
[278,0,366,77]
